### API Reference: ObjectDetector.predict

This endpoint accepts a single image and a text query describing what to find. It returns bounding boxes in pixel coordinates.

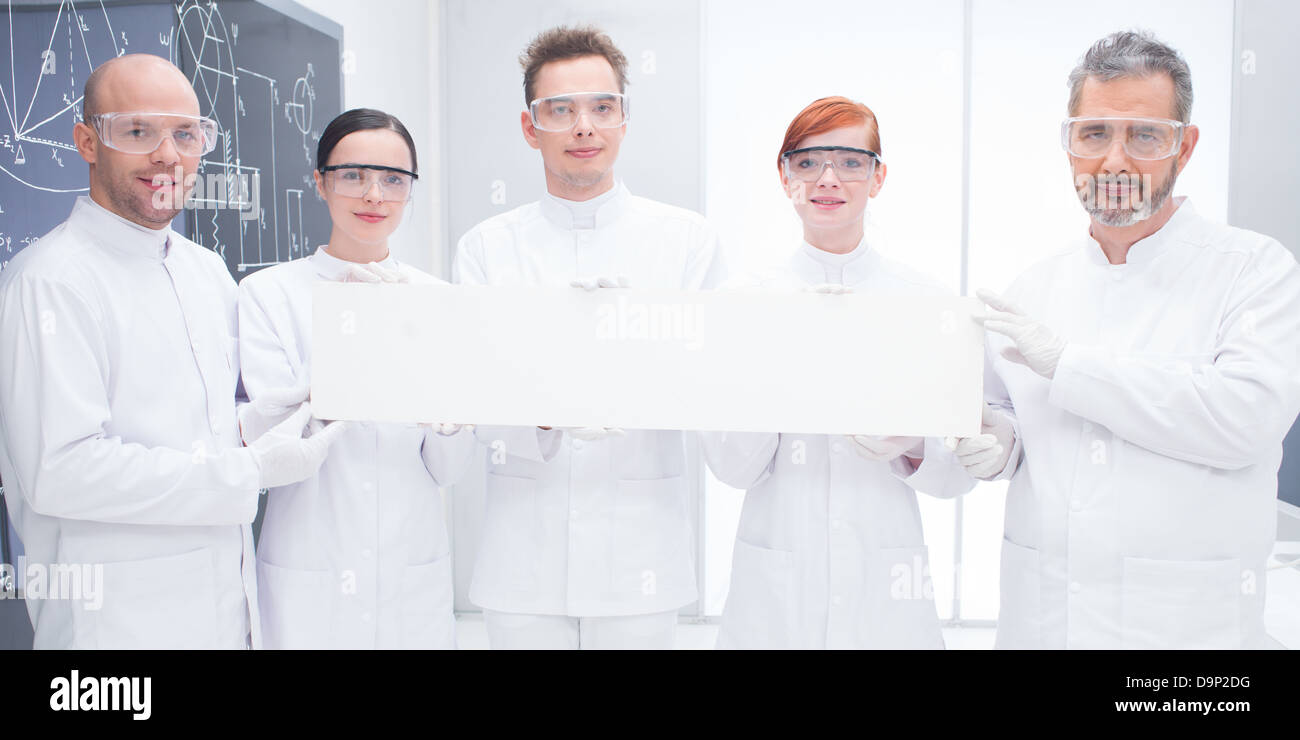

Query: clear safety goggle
[88,112,218,157]
[1061,116,1186,160]
[781,146,882,182]
[319,164,418,201]
[528,91,629,132]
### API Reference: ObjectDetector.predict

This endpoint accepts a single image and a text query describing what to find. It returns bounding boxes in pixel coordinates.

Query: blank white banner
[311,283,985,437]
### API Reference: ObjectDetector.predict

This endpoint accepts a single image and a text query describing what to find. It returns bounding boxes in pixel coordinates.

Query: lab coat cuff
[981,422,1023,481]
[699,431,780,489]
[892,437,957,496]
[420,426,479,486]
[227,447,266,521]
[1048,343,1106,419]
[702,430,778,459]
[537,428,562,461]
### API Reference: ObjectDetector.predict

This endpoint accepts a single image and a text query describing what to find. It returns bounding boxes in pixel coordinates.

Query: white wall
[294,0,442,275]
[704,0,967,290]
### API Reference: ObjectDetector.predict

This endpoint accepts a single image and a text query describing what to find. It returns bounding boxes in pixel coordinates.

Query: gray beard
[1083,160,1177,227]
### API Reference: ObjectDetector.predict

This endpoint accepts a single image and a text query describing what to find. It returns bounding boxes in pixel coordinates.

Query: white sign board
[311,283,985,437]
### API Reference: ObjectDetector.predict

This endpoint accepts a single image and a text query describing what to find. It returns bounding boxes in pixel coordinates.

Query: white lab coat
[454,182,726,616]
[0,196,261,649]
[702,240,974,649]
[237,249,477,649]
[989,198,1300,649]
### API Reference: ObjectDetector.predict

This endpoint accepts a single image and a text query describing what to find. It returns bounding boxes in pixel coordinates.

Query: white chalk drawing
[171,0,319,271]
[285,61,313,163]
[0,0,120,195]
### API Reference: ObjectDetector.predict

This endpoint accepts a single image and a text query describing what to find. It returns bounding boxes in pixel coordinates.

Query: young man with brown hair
[454,26,725,649]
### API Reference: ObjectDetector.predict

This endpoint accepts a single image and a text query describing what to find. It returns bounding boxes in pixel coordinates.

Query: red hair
[778,97,882,175]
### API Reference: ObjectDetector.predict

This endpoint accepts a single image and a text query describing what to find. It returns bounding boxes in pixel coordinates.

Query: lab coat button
[831,519,842,530]
[1069,582,1082,594]
[831,442,845,455]
[361,612,372,623]
[1070,499,1082,512]
[361,548,373,559]
[362,482,374,492]
[831,595,843,606]
[571,439,584,450]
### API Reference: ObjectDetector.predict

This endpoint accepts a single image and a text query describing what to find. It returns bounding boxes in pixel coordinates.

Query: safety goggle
[528,91,629,132]
[781,146,882,182]
[1061,116,1186,160]
[319,164,418,201]
[88,112,218,156]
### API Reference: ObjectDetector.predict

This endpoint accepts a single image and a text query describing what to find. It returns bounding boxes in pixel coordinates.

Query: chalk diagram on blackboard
[168,0,318,271]
[0,0,120,194]
[0,0,132,267]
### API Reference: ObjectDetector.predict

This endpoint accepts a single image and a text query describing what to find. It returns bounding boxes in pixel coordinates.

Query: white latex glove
[422,423,475,436]
[238,382,311,445]
[973,289,1067,379]
[948,404,1016,480]
[250,403,348,489]
[570,274,630,291]
[845,435,924,462]
[566,426,626,441]
[344,262,409,284]
[805,283,853,294]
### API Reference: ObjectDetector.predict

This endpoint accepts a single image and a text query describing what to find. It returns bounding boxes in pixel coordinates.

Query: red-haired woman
[701,97,982,649]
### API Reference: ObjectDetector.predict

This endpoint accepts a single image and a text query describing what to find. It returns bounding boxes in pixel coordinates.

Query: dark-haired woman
[237,108,476,649]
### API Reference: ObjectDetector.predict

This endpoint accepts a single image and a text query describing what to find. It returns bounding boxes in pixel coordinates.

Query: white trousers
[482,609,677,650]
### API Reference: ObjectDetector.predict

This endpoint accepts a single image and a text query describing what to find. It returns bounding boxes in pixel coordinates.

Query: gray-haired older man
[966,31,1300,648]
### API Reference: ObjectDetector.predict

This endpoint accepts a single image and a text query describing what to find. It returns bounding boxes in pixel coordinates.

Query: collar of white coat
[539,181,629,230]
[309,245,401,281]
[1084,195,1197,268]
[70,195,172,261]
[791,235,879,284]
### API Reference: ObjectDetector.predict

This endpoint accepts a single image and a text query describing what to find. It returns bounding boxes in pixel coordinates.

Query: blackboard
[0,0,342,278]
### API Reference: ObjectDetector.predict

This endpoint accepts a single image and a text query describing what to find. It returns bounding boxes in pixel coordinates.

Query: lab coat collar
[70,195,172,261]
[539,181,629,230]
[309,245,400,281]
[1083,196,1197,268]
[791,235,880,285]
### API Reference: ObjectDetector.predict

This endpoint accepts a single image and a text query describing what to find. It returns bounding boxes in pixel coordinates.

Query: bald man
[0,54,343,649]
